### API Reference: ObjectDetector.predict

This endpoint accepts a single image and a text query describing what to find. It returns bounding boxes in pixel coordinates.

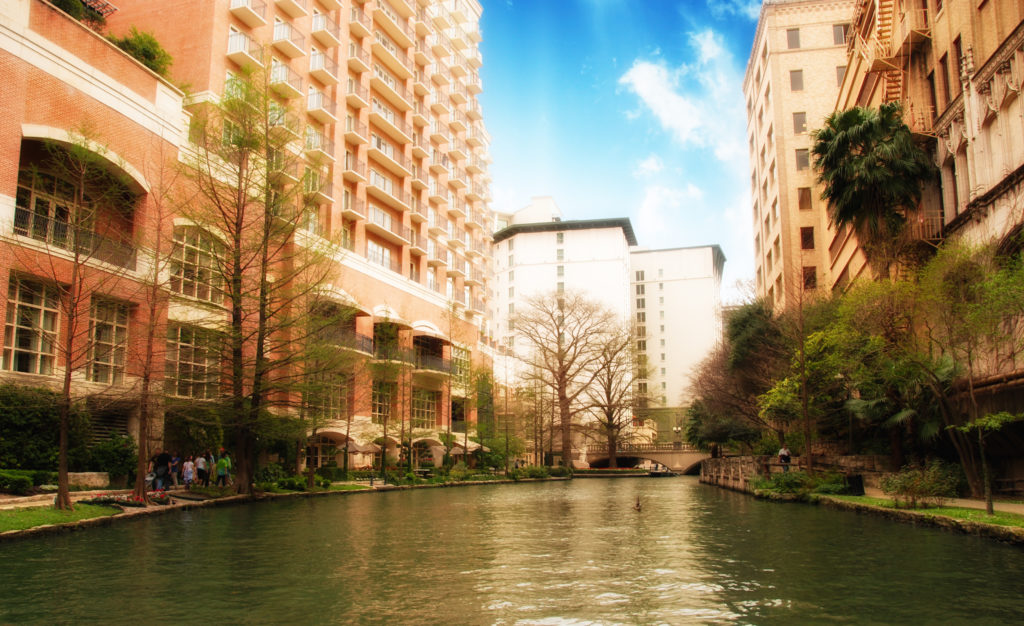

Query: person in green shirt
[216,452,230,487]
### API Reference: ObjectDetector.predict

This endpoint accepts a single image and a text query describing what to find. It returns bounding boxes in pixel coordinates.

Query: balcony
[229,0,266,28]
[411,101,429,127]
[411,132,429,158]
[369,101,412,144]
[227,31,263,69]
[412,70,429,96]
[304,128,335,163]
[896,9,931,55]
[447,200,466,218]
[341,193,366,219]
[467,210,487,231]
[410,164,428,190]
[276,0,307,18]
[465,46,482,68]
[447,256,467,277]
[465,266,484,285]
[342,150,366,183]
[348,41,370,73]
[305,178,333,205]
[307,88,337,123]
[366,248,403,276]
[414,38,431,65]
[429,121,450,145]
[428,181,449,205]
[346,77,369,108]
[429,91,450,116]
[344,114,368,145]
[311,12,341,47]
[409,230,427,255]
[371,65,412,111]
[268,107,301,141]
[372,30,413,79]
[449,109,467,132]
[414,351,450,375]
[429,62,450,85]
[466,182,486,202]
[317,0,340,9]
[366,206,411,245]
[448,141,467,161]
[309,52,339,86]
[429,150,449,174]
[272,21,305,58]
[427,245,448,266]
[428,214,447,236]
[367,171,411,211]
[466,100,482,120]
[446,227,467,249]
[465,153,484,174]
[321,328,373,354]
[431,32,453,58]
[449,80,468,105]
[369,137,412,178]
[350,6,371,38]
[469,298,485,314]
[428,3,452,29]
[410,197,429,222]
[449,52,467,78]
[466,124,485,147]
[466,72,482,94]
[374,0,414,48]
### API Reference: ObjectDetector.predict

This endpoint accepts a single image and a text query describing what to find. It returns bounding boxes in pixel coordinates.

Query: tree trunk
[559,390,572,469]
[607,433,617,469]
[55,397,72,510]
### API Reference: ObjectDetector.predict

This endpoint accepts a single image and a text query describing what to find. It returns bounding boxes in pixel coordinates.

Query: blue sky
[478,0,761,301]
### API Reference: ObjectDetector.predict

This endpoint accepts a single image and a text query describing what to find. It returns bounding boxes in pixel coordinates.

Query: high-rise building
[833,0,1024,287]
[0,0,496,468]
[743,0,857,308]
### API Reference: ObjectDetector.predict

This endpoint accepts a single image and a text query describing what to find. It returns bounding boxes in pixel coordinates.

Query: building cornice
[492,218,638,246]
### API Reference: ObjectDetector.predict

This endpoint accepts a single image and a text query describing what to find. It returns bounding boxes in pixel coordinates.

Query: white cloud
[633,154,664,178]
[634,184,704,246]
[707,0,761,20]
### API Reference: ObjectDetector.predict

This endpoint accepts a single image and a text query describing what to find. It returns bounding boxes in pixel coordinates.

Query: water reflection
[1,479,1022,624]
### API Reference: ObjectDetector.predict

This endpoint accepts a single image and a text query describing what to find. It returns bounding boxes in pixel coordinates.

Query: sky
[477,0,761,302]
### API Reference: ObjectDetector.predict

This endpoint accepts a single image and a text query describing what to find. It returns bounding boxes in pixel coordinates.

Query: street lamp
[672,425,682,450]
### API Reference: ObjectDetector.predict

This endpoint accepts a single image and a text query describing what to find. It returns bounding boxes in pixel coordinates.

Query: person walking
[778,445,792,473]
[154,449,172,490]
[182,455,196,491]
[195,452,208,487]
[215,452,230,487]
[170,452,181,488]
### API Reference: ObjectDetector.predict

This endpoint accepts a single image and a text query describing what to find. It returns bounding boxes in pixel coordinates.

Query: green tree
[106,28,173,77]
[811,102,934,279]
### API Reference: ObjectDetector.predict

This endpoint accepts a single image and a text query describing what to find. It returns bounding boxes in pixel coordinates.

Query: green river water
[1,478,1022,624]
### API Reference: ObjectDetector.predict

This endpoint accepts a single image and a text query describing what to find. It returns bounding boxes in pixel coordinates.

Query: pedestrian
[778,445,792,473]
[170,452,181,487]
[155,449,172,490]
[183,455,196,491]
[195,452,208,487]
[216,452,230,487]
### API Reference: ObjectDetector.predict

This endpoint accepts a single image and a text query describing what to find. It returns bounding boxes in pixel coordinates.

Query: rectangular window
[3,277,59,375]
[803,266,818,290]
[165,324,220,399]
[557,265,564,277]
[636,312,646,323]
[798,187,813,211]
[836,65,847,86]
[801,227,815,250]
[659,297,664,305]
[790,111,806,133]
[660,339,666,347]
[636,284,645,295]
[795,149,810,170]
[170,227,224,303]
[557,282,564,294]
[790,70,803,91]
[787,28,800,49]
[306,372,352,421]
[371,381,395,425]
[556,232,564,244]
[412,389,440,429]
[953,37,963,97]
[637,382,647,394]
[636,298,645,309]
[508,286,514,298]
[659,311,665,320]
[833,23,850,45]
[556,249,564,261]
[89,299,128,385]
[635,270,644,281]
[939,54,951,105]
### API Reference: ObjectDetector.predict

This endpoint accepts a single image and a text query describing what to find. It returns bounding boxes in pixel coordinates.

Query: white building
[629,246,725,411]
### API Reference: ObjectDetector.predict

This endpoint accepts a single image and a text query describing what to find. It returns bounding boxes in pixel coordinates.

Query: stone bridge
[585,443,710,474]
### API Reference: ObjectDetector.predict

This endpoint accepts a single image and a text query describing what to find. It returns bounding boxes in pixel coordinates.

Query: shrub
[526,466,550,479]
[87,435,137,479]
[106,28,173,77]
[316,466,348,482]
[276,477,306,491]
[881,461,959,508]
[0,385,92,470]
[548,466,572,478]
[256,463,289,483]
[0,471,33,495]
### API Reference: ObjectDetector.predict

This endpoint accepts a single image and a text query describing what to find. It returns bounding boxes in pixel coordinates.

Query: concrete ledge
[68,472,109,489]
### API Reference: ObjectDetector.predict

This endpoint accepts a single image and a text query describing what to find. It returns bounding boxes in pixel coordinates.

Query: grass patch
[827,495,1024,528]
[0,503,118,533]
[328,484,369,491]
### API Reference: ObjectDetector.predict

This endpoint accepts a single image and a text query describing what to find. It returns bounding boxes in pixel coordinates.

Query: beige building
[834,0,1024,289]
[744,0,857,308]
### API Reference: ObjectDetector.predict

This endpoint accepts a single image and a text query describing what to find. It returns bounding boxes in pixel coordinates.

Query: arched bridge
[586,443,709,474]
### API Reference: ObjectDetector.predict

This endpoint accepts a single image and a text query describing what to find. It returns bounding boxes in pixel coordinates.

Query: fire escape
[850,0,943,242]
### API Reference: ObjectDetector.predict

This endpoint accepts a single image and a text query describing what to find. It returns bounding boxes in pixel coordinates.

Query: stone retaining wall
[68,472,110,489]
[700,455,893,492]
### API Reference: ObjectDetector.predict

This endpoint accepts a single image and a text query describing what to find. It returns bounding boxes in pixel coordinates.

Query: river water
[1,478,1021,624]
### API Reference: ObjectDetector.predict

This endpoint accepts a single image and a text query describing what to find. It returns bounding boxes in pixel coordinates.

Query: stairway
[884,69,903,103]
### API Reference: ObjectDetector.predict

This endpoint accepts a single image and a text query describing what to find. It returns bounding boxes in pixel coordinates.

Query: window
[89,299,128,385]
[803,266,818,290]
[659,310,665,320]
[659,297,664,305]
[371,381,395,424]
[451,346,470,388]
[367,240,393,270]
[659,325,664,333]
[637,340,646,351]
[556,232,564,244]
[412,389,440,428]
[953,37,963,97]
[939,54,951,105]
[14,171,72,250]
[306,372,352,421]
[658,268,663,278]
[636,284,645,295]
[636,326,646,337]
[795,149,810,170]
[793,112,807,133]
[636,312,646,323]
[557,265,564,277]
[637,382,648,394]
[165,324,220,399]
[556,282,564,294]
[170,227,224,303]
[660,339,665,347]
[833,23,850,45]
[836,65,847,86]
[508,303,514,316]
[787,28,800,49]
[508,286,514,298]
[508,270,514,281]
[659,283,664,290]
[507,255,514,267]
[661,382,667,390]
[798,187,813,211]
[636,298,645,309]
[790,70,803,91]
[556,249,564,261]
[3,277,59,375]
[660,353,665,362]
[801,227,815,250]
[635,271,645,281]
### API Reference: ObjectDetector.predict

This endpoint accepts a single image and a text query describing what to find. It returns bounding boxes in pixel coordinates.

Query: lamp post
[672,425,682,450]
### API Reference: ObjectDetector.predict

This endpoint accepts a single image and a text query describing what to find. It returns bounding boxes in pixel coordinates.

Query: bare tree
[514,292,616,468]
[583,325,648,468]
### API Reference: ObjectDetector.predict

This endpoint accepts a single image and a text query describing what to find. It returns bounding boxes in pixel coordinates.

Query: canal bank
[700,456,1024,545]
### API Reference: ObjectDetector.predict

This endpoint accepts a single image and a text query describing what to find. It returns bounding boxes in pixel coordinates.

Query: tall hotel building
[743,0,856,309]
[0,0,495,467]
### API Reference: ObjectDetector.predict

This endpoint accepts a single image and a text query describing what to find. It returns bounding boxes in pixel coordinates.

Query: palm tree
[811,102,934,279]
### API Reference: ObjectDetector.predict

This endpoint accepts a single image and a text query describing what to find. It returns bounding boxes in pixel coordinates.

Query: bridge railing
[587,442,701,454]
